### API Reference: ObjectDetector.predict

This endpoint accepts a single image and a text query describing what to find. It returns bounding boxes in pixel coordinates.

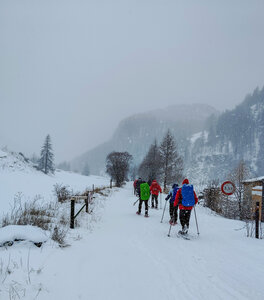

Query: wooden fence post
[70,199,75,229]
[85,193,89,213]
[255,202,259,239]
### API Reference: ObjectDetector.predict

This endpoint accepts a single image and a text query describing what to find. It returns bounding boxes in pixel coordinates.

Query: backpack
[181,184,195,207]
[140,183,150,201]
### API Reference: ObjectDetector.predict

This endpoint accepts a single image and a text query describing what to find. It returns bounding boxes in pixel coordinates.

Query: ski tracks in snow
[37,184,264,300]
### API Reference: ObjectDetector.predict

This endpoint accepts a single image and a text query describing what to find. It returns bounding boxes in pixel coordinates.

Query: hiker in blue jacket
[174,178,198,234]
[165,183,179,225]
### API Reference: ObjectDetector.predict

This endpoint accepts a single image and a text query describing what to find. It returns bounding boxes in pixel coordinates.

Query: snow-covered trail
[38,184,264,300]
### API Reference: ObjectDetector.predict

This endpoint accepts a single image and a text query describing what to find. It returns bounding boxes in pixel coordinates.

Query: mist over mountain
[71,86,264,185]
[71,103,217,175]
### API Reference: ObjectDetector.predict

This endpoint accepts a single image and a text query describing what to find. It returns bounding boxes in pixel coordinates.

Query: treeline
[205,86,264,172]
[105,130,184,189]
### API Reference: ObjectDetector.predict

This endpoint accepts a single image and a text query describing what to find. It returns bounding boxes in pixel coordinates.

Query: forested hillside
[186,87,264,184]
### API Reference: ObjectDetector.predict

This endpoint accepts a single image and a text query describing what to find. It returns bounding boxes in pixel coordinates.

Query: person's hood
[182,178,189,185]
[172,183,178,188]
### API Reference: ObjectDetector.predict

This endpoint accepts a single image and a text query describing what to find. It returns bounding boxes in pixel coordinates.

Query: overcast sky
[1,0,264,162]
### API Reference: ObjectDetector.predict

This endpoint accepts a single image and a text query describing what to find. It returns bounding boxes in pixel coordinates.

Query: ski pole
[160,193,162,209]
[160,199,167,223]
[133,198,139,206]
[193,206,200,236]
[167,223,172,237]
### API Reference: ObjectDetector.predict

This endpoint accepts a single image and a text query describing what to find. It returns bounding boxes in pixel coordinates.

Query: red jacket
[174,179,198,210]
[150,180,162,195]
[133,179,138,188]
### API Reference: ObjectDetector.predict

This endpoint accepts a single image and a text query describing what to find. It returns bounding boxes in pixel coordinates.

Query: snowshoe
[144,213,149,218]
[136,211,141,215]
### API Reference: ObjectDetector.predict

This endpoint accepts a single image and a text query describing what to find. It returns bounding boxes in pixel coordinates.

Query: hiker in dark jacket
[174,178,198,234]
[135,178,144,197]
[165,183,179,225]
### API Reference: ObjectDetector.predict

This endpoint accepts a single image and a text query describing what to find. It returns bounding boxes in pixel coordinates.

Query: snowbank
[0,225,48,246]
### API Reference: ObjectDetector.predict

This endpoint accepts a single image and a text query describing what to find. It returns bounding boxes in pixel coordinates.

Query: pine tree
[138,140,162,182]
[38,134,55,174]
[159,130,183,189]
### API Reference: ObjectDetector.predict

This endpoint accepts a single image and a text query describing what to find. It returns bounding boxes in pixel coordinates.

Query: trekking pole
[160,199,167,223]
[193,206,200,236]
[133,198,139,206]
[167,223,172,237]
[160,193,162,209]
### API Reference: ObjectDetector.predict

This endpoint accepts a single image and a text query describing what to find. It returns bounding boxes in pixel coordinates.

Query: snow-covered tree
[38,135,55,174]
[159,130,183,189]
[106,151,132,187]
[228,160,250,220]
[138,140,162,183]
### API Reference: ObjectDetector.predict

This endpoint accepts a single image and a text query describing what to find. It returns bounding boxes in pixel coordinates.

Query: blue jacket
[165,185,179,204]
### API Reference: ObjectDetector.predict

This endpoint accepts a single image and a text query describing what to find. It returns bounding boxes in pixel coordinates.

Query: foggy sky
[1,0,264,162]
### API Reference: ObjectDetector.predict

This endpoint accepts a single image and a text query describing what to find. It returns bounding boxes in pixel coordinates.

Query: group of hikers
[133,178,198,235]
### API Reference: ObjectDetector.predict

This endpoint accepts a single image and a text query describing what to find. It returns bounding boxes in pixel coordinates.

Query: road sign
[221,181,235,195]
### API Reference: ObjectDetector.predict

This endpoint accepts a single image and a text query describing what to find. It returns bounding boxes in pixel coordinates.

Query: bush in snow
[1,194,67,245]
[53,183,72,202]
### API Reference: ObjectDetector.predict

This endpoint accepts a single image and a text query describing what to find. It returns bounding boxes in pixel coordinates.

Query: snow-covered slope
[0,149,110,214]
[1,184,263,299]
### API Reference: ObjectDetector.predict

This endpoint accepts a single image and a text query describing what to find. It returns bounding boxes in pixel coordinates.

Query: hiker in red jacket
[133,179,138,195]
[174,178,198,235]
[150,180,162,209]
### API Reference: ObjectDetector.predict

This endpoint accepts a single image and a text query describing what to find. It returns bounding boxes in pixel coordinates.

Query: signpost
[221,181,236,196]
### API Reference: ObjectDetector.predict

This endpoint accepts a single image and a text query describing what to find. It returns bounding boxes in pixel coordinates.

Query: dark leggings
[138,200,148,214]
[179,209,191,229]
[151,194,158,208]
[169,203,178,222]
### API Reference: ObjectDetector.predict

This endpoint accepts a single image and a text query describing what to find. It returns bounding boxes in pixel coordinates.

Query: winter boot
[136,211,141,215]
[182,225,188,234]
[145,213,149,218]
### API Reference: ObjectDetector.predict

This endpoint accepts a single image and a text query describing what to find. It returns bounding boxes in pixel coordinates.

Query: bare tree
[228,160,250,220]
[106,151,133,187]
[159,130,184,189]
[138,140,162,182]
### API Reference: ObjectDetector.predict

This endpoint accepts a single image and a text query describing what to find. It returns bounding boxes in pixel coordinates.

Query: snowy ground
[1,184,263,300]
[0,168,110,214]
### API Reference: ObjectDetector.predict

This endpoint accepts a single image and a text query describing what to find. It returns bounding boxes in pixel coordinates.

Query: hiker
[135,177,144,197]
[150,180,162,209]
[174,178,198,235]
[136,181,150,217]
[133,179,138,195]
[165,183,179,225]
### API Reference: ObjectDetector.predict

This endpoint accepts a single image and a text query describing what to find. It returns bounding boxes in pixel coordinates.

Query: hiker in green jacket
[136,181,150,217]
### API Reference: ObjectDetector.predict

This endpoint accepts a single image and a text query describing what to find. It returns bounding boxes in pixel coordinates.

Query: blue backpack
[181,184,195,207]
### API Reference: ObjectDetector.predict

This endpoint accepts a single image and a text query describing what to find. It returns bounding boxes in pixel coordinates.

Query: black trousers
[138,200,148,214]
[169,203,178,222]
[151,194,158,208]
[179,209,191,229]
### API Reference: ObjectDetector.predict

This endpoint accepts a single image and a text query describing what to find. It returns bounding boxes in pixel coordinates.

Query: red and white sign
[221,181,236,195]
